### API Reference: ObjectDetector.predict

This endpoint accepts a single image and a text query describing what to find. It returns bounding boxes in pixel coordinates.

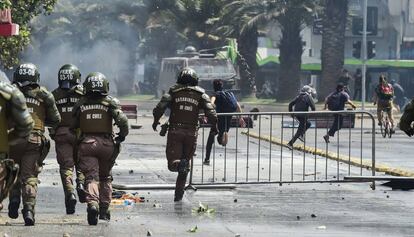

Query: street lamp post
[361,0,368,110]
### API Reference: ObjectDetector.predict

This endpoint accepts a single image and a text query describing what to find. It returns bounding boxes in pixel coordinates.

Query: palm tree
[216,1,259,97]
[223,0,316,101]
[320,0,348,100]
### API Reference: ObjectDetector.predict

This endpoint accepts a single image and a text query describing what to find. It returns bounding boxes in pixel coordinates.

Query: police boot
[87,203,99,225]
[177,159,189,174]
[99,203,110,221]
[22,205,35,226]
[174,188,185,202]
[174,172,188,202]
[76,182,87,203]
[65,192,77,214]
[8,197,20,219]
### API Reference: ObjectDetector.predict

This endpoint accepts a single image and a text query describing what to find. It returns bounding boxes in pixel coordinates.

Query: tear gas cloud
[23,40,134,95]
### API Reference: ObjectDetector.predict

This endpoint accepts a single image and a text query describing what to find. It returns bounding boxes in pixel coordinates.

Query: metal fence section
[189,111,376,188]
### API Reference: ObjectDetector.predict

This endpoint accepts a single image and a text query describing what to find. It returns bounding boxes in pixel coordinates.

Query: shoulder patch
[72,85,85,96]
[0,81,15,100]
[201,93,211,101]
[192,86,205,93]
[101,96,120,108]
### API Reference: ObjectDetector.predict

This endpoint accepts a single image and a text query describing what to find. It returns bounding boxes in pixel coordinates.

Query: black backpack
[326,92,342,111]
[215,91,238,113]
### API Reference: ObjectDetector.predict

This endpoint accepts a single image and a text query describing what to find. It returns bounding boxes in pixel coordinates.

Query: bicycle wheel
[380,122,386,138]
[388,122,393,138]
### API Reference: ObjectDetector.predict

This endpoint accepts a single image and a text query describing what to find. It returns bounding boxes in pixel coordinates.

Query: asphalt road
[1,107,414,236]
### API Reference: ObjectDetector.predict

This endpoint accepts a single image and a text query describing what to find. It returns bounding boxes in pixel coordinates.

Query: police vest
[26,95,46,132]
[53,89,80,127]
[169,89,201,127]
[79,103,112,134]
[0,96,8,153]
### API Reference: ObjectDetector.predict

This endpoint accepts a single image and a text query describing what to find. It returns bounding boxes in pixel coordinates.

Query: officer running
[0,79,33,211]
[153,68,217,202]
[71,72,128,225]
[9,63,61,226]
[52,64,86,214]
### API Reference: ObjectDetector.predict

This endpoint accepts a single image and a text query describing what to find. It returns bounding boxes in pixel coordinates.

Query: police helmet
[58,64,81,89]
[83,72,109,96]
[177,67,198,86]
[13,63,40,87]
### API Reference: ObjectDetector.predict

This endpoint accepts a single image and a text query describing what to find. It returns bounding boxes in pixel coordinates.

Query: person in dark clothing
[203,79,244,165]
[337,69,352,95]
[353,69,362,100]
[286,86,316,150]
[390,80,406,111]
[323,83,356,143]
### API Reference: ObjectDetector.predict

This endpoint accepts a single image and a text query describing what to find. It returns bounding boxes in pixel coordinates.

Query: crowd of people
[2,64,414,228]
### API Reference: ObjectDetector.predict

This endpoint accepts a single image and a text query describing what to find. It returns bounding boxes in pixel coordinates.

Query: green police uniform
[52,85,85,213]
[8,63,61,226]
[0,81,33,210]
[71,72,128,225]
[153,68,217,202]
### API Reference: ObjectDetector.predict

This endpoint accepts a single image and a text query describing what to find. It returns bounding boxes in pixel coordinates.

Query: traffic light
[352,41,361,59]
[367,40,376,59]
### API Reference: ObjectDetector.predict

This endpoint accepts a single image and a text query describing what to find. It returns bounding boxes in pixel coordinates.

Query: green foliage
[0,0,56,69]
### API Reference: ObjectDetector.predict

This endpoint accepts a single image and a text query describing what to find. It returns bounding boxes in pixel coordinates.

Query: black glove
[152,121,160,131]
[115,136,125,144]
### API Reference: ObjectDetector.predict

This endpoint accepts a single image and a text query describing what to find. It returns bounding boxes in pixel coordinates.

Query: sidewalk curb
[242,131,414,177]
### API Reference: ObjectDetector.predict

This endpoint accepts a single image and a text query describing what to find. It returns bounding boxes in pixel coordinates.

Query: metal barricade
[189,110,376,188]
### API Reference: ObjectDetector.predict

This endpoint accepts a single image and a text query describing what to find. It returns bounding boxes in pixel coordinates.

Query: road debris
[111,192,147,205]
[147,230,153,236]
[188,225,198,233]
[192,202,215,214]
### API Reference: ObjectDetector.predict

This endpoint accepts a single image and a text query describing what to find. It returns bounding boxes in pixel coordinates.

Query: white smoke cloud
[22,40,132,95]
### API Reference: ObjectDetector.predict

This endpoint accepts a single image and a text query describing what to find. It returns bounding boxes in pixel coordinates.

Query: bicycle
[379,108,393,138]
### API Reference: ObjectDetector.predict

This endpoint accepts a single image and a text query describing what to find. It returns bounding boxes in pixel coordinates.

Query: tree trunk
[237,25,258,97]
[277,16,303,101]
[319,0,348,101]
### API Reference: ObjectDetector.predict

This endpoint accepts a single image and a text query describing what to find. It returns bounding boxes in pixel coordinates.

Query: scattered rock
[52,182,58,186]
[153,203,162,208]
[311,214,317,218]
[386,195,390,198]
[129,170,134,174]
[296,216,300,220]
[63,233,70,237]
[341,197,345,200]
[147,230,153,236]
[235,234,241,237]
[234,199,238,203]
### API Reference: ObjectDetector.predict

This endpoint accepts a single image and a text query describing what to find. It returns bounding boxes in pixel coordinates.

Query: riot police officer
[400,98,414,137]
[153,68,217,202]
[0,79,33,211]
[52,64,85,214]
[9,63,61,226]
[71,72,128,225]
